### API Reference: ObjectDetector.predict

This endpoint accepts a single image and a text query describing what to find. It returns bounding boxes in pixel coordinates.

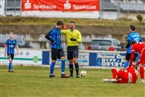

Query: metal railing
[2,0,145,19]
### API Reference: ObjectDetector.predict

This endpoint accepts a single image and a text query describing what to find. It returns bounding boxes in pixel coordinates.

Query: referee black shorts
[51,48,65,60]
[7,53,14,60]
[67,46,79,60]
[125,53,138,62]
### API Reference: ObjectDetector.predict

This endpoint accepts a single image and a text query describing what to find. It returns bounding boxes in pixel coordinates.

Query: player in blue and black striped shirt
[4,32,19,72]
[45,21,69,78]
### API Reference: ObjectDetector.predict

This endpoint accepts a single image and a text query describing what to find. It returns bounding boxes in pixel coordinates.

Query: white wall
[0,48,42,65]
[5,10,21,16]
[0,0,5,16]
[22,11,100,19]
[102,11,117,20]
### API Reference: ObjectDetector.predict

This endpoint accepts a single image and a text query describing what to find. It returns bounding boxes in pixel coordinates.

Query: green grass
[0,65,144,97]
[0,16,145,27]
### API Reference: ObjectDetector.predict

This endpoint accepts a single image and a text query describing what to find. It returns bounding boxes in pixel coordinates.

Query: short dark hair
[132,41,137,44]
[56,21,64,26]
[10,32,14,34]
[130,25,135,31]
[70,21,75,24]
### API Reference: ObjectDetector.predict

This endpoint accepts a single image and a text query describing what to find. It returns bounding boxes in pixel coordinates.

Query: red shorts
[117,70,129,83]
[140,51,145,65]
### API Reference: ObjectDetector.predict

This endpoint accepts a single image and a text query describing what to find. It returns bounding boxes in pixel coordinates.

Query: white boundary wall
[0,0,5,16]
[0,48,42,65]
[22,11,100,18]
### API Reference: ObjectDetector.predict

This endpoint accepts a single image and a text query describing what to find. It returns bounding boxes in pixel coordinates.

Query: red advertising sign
[22,0,100,11]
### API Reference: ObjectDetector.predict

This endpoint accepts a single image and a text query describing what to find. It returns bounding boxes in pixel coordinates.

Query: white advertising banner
[0,48,42,65]
[55,51,89,66]
[78,52,89,66]
[0,0,5,16]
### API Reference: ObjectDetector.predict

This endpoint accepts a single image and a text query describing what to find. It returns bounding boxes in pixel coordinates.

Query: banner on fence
[22,0,100,11]
[0,48,42,65]
[1,48,127,67]
[89,52,126,67]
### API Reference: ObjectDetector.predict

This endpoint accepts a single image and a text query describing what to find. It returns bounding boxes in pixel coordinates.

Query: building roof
[101,0,145,12]
[120,3,145,12]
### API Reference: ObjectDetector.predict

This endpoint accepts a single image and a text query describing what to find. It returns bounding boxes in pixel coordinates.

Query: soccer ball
[80,70,87,77]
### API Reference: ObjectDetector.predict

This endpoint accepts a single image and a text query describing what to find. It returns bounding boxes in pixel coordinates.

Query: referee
[62,21,82,78]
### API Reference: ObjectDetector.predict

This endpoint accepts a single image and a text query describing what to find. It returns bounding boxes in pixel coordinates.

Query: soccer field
[0,65,144,97]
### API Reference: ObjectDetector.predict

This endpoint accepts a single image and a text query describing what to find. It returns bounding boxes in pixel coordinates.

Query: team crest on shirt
[10,45,14,48]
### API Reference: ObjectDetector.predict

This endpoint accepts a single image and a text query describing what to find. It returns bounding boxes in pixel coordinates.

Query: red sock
[140,67,144,79]
[112,69,117,79]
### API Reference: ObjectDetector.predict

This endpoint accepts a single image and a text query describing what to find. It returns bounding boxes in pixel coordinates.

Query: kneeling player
[103,66,138,83]
[129,42,145,83]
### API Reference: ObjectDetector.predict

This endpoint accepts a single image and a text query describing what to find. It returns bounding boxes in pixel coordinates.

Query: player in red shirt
[129,42,145,83]
[102,66,138,83]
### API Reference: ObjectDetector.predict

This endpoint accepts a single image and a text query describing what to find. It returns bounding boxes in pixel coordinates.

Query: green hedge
[0,16,144,27]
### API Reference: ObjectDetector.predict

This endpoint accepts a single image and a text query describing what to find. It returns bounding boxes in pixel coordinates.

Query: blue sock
[8,63,11,70]
[124,61,129,69]
[9,62,13,70]
[50,62,55,75]
[61,60,65,74]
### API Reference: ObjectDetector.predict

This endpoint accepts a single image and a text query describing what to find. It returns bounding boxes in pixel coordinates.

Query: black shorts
[125,53,138,62]
[7,53,14,60]
[67,46,79,60]
[51,48,65,60]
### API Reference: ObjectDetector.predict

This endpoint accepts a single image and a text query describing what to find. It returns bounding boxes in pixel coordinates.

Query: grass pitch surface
[0,65,144,97]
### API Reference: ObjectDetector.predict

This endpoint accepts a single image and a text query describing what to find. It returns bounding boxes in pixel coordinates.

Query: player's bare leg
[102,79,117,83]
